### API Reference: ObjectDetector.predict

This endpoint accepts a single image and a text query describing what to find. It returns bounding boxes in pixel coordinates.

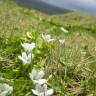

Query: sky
[41,0,96,14]
[16,0,96,15]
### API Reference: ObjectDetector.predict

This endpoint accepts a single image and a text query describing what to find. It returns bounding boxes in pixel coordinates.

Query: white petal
[31,43,35,48]
[33,79,47,85]
[28,43,35,52]
[29,69,37,80]
[32,89,39,95]
[0,84,13,96]
[18,56,27,64]
[35,84,43,93]
[36,70,45,79]
[22,43,28,51]
[42,34,54,43]
[18,52,32,64]
[46,89,54,96]
[41,34,45,39]
[28,53,32,63]
[48,39,54,42]
[18,55,23,60]
[26,32,31,38]
[22,52,27,60]
[42,34,51,41]
[3,84,13,93]
[21,43,35,52]
[60,27,68,33]
[43,84,47,92]
[45,35,51,40]
[32,69,38,79]
[59,39,65,44]
[0,91,8,96]
[39,93,45,96]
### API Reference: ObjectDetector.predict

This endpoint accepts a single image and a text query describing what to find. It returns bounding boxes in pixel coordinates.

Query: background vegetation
[0,0,96,96]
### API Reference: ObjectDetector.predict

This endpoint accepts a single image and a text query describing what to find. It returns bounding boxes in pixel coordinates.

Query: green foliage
[0,0,96,96]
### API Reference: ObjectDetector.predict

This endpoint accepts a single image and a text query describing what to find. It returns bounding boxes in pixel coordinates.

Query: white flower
[42,34,54,43]
[18,52,34,64]
[26,32,32,39]
[59,39,65,44]
[0,83,13,96]
[22,43,35,52]
[32,84,54,96]
[0,77,4,80]
[29,68,47,85]
[60,27,68,33]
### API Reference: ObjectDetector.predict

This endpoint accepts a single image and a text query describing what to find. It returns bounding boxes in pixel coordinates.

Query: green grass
[0,0,96,96]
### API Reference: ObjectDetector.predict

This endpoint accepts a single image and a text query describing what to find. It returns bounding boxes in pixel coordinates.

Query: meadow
[0,0,96,96]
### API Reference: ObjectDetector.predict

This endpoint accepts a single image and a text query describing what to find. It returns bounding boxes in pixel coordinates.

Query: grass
[0,0,96,96]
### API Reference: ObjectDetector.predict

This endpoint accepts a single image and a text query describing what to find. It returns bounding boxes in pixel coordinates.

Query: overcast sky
[16,0,96,15]
[41,0,96,14]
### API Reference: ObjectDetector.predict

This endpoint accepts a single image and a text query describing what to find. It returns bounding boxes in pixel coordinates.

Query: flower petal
[32,89,39,95]
[42,34,54,43]
[0,91,8,96]
[18,56,27,64]
[45,35,51,40]
[60,27,68,33]
[22,52,27,60]
[0,84,13,96]
[35,84,43,92]
[36,70,45,80]
[59,39,65,44]
[28,43,35,52]
[21,43,28,51]
[3,84,13,94]
[29,68,37,80]
[33,79,47,85]
[46,89,54,96]
[26,32,31,39]
[22,43,35,52]
[28,53,32,63]
[48,39,54,42]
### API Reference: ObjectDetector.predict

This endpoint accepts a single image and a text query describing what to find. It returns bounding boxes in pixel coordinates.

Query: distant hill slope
[0,0,96,38]
[15,0,71,14]
[52,12,96,25]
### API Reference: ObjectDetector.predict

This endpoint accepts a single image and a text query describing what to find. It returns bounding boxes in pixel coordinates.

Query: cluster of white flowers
[29,68,54,96]
[0,83,13,96]
[18,52,34,64]
[1,29,68,96]
[42,34,54,43]
[29,68,47,85]
[18,33,54,96]
[42,34,65,44]
[18,42,35,65]
[32,84,53,96]
[22,43,35,53]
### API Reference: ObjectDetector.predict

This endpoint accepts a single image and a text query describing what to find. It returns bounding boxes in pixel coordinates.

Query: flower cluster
[18,42,35,65]
[18,32,54,96]
[1,27,68,96]
[42,34,65,44]
[29,68,47,85]
[18,52,34,64]
[0,83,13,96]
[22,43,35,52]
[32,84,53,96]
[29,68,54,96]
[42,34,54,43]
